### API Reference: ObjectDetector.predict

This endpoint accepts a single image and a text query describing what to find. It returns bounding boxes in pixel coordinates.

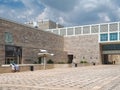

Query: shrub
[58,62,65,64]
[47,59,54,64]
[80,60,87,63]
[80,61,84,63]
[83,61,87,63]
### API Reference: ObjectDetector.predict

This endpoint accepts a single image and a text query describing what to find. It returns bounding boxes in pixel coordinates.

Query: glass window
[60,29,66,36]
[67,28,73,35]
[5,32,13,44]
[110,33,118,41]
[100,34,108,41]
[53,30,59,35]
[119,32,120,40]
[102,44,120,50]
[75,27,81,35]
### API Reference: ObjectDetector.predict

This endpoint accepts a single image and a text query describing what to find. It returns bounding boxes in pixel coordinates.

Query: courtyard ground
[0,65,120,90]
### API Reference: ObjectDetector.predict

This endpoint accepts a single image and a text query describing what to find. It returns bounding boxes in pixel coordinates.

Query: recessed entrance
[5,45,22,64]
[102,54,120,64]
[101,44,120,64]
[68,55,73,64]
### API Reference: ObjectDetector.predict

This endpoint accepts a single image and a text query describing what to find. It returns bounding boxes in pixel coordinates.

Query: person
[113,60,115,64]
[10,63,20,72]
[10,63,16,72]
[72,56,78,67]
[15,64,20,72]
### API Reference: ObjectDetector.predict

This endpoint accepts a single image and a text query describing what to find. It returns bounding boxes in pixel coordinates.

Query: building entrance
[68,55,73,64]
[102,54,120,64]
[101,44,120,64]
[5,45,22,64]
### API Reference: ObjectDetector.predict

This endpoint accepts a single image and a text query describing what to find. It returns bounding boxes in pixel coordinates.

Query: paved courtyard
[0,65,120,90]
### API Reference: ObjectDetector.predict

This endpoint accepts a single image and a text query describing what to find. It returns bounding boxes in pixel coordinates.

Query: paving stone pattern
[0,65,120,90]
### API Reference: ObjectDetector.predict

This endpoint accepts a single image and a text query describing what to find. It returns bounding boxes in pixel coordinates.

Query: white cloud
[38,0,120,26]
[37,8,49,20]
[58,17,65,25]
[1,0,120,26]
[98,13,111,22]
[0,10,4,14]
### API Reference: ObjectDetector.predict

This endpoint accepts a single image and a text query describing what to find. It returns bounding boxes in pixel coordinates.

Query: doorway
[101,44,120,64]
[68,55,73,64]
[102,54,120,64]
[5,45,22,64]
[102,54,109,64]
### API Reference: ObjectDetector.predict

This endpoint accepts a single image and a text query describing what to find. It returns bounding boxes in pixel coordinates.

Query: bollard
[30,66,34,71]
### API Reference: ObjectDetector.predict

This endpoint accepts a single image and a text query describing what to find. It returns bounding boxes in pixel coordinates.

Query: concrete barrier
[53,64,72,68]
[0,64,54,73]
[0,64,92,73]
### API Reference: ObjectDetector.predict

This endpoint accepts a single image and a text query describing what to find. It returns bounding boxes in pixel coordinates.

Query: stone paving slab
[0,65,120,90]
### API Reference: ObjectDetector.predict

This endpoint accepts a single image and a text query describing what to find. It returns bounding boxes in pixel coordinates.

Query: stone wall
[0,18,68,64]
[64,35,101,64]
[0,64,54,73]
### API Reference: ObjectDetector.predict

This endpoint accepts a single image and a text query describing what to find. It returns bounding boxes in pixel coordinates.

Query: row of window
[48,22,120,36]
[102,44,120,50]
[100,32,119,41]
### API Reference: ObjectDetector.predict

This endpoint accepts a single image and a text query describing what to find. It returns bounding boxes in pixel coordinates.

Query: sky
[0,0,120,27]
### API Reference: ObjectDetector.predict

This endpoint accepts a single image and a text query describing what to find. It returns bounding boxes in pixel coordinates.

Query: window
[60,29,66,36]
[110,33,118,41]
[83,26,90,34]
[91,25,99,33]
[100,24,108,32]
[102,44,120,50]
[5,32,13,44]
[53,30,59,35]
[100,34,108,41]
[75,27,81,35]
[67,28,73,35]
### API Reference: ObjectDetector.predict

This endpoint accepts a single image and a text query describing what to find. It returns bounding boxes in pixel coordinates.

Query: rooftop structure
[25,20,64,30]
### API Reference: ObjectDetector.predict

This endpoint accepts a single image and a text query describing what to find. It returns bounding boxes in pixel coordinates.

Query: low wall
[0,67,11,73]
[0,64,54,73]
[0,63,94,73]
[53,64,72,68]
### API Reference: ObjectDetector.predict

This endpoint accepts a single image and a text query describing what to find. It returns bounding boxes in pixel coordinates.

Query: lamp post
[38,49,54,69]
[43,54,46,69]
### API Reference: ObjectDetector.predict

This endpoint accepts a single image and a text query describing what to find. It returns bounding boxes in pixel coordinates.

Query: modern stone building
[47,22,120,65]
[0,17,67,65]
[0,17,120,65]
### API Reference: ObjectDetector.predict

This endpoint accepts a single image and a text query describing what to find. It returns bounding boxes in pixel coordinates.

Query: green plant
[83,61,87,63]
[80,61,84,63]
[58,62,65,64]
[80,60,87,63]
[47,59,54,64]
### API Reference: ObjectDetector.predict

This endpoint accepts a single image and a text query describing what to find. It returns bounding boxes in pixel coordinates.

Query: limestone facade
[64,35,101,64]
[0,18,67,64]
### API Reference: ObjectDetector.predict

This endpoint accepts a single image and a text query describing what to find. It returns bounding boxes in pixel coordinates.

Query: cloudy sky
[0,0,120,26]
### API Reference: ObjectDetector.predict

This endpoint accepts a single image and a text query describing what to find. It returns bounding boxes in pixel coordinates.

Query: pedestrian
[10,63,16,72]
[92,62,95,65]
[15,64,20,72]
[113,60,115,64]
